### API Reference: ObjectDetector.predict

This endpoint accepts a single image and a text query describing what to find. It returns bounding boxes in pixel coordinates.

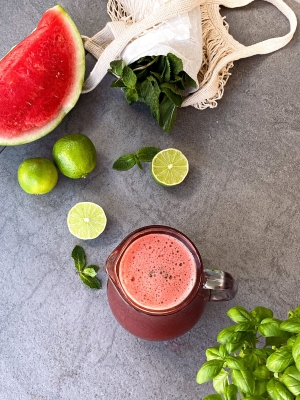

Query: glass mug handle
[201,269,238,301]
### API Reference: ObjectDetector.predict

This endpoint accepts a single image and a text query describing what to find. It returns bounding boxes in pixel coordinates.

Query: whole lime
[52,133,97,179]
[18,157,58,194]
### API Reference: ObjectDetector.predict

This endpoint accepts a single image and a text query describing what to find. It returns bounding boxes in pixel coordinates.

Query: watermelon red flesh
[0,5,85,145]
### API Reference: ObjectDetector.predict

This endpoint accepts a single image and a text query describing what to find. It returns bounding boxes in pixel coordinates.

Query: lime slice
[151,148,189,186]
[67,202,107,240]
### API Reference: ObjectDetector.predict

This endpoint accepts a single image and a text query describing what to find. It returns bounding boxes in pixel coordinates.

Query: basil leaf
[122,66,137,88]
[123,87,138,104]
[110,78,126,88]
[87,264,99,273]
[231,368,255,395]
[267,378,294,400]
[235,322,256,332]
[250,306,273,323]
[266,336,289,347]
[167,53,183,77]
[83,267,97,278]
[219,345,229,359]
[253,365,271,381]
[217,325,242,344]
[226,339,244,354]
[79,273,101,289]
[71,245,85,271]
[292,335,300,361]
[213,369,229,394]
[196,360,224,384]
[258,318,286,337]
[225,356,247,370]
[206,347,222,361]
[203,395,223,400]
[227,306,253,323]
[108,59,123,76]
[266,346,294,372]
[159,95,177,133]
[282,366,300,396]
[113,154,136,171]
[136,147,160,162]
[243,397,266,400]
[160,86,182,107]
[223,384,238,400]
[254,380,268,396]
[295,354,300,371]
[244,353,259,371]
[281,318,300,333]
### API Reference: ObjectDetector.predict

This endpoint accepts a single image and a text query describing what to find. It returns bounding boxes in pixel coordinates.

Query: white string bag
[82,0,297,110]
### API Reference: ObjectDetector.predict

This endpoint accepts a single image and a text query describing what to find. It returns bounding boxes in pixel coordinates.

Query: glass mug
[106,225,237,341]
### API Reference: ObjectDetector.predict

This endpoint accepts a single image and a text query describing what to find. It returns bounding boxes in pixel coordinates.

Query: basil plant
[197,305,300,399]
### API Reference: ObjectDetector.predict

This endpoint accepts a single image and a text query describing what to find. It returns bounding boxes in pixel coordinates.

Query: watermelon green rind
[0,5,85,146]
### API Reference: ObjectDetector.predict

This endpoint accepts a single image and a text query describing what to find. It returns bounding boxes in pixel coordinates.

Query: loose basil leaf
[266,346,294,372]
[280,318,300,333]
[258,318,287,337]
[223,384,238,400]
[250,306,273,323]
[79,273,101,289]
[253,365,271,381]
[225,356,247,371]
[196,360,224,384]
[113,154,136,171]
[213,369,229,394]
[282,366,300,396]
[227,306,253,323]
[203,395,223,400]
[267,378,294,400]
[83,267,97,278]
[87,264,99,273]
[206,347,222,361]
[136,147,160,162]
[72,245,85,271]
[231,368,255,395]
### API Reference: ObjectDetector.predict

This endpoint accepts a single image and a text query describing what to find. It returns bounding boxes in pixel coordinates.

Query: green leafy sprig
[197,305,300,400]
[71,245,101,289]
[113,146,160,171]
[108,53,196,133]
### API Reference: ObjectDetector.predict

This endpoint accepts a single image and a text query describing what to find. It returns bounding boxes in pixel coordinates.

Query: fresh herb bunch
[71,245,101,289]
[108,53,196,133]
[197,305,300,399]
[113,146,160,171]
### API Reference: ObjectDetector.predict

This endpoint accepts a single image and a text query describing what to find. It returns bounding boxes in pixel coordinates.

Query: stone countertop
[1,0,300,399]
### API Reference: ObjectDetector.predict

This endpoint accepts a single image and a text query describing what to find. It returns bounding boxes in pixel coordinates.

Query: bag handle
[182,0,297,107]
[82,0,205,93]
[215,0,297,56]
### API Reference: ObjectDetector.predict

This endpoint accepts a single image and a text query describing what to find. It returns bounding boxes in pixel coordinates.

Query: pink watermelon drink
[119,233,197,311]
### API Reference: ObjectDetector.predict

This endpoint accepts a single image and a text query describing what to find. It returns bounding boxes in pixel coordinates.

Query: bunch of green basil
[197,305,300,399]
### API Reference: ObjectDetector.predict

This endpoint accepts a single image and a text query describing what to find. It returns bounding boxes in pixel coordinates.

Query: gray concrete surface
[1,0,300,399]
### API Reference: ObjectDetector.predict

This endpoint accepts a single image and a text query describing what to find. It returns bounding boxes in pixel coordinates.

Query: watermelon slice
[0,5,85,146]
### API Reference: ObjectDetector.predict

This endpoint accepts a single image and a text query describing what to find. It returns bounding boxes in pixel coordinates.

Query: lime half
[151,148,189,186]
[67,202,107,239]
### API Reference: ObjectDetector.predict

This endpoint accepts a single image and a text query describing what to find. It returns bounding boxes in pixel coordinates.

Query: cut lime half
[67,202,107,240]
[151,148,189,186]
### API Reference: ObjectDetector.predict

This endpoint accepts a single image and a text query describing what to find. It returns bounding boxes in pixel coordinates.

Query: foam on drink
[119,233,197,310]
